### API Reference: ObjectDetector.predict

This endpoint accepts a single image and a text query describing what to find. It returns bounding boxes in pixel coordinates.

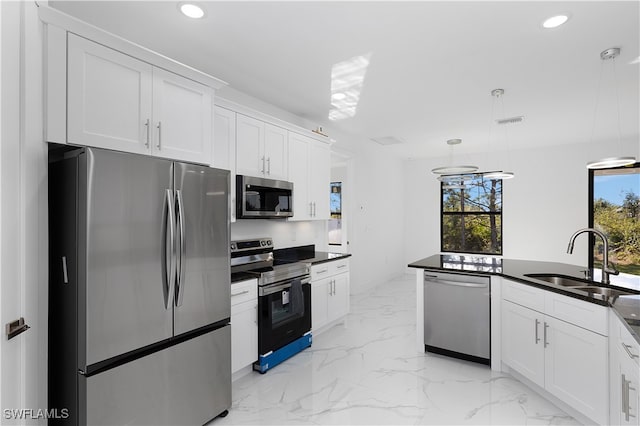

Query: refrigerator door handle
[175,189,186,307]
[162,188,177,309]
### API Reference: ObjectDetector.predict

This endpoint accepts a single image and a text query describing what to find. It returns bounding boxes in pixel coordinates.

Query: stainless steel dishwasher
[424,270,490,365]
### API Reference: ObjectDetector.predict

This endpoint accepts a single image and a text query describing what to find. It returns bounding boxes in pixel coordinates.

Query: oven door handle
[259,277,310,296]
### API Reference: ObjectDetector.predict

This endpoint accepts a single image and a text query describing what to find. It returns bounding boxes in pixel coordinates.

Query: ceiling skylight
[329,53,372,121]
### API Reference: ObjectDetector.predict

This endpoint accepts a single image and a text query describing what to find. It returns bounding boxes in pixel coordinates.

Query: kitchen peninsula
[409,254,640,425]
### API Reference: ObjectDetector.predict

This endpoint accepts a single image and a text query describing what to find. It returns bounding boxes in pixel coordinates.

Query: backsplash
[231,219,327,251]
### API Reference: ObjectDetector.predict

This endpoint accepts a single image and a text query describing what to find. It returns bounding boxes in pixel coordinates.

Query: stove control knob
[261,241,266,246]
[267,240,272,246]
[230,243,236,250]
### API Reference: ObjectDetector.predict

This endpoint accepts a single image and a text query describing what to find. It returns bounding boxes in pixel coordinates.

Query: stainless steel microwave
[236,175,293,218]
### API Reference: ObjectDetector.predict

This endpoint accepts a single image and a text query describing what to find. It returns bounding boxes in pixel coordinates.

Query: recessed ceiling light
[179,3,205,19]
[542,14,569,29]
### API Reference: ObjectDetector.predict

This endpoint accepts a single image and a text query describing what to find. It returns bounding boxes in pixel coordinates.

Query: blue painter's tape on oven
[253,332,312,374]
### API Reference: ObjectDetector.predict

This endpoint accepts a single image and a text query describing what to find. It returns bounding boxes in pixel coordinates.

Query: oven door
[257,277,311,355]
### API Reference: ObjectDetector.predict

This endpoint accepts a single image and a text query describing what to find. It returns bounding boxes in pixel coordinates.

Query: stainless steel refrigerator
[48,146,231,425]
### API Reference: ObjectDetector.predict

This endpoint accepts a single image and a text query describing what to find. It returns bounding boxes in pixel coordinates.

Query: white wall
[403,138,640,270]
[219,86,407,294]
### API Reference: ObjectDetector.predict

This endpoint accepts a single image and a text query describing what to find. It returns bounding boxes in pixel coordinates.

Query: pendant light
[484,89,515,180]
[586,47,636,169]
[431,139,478,176]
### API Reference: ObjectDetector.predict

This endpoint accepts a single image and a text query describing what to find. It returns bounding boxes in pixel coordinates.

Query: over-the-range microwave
[236,175,293,219]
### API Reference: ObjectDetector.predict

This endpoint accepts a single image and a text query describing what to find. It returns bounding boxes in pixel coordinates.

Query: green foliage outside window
[592,167,640,276]
[441,175,502,255]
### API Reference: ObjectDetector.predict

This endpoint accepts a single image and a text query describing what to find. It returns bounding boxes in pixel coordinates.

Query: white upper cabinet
[151,68,212,163]
[66,33,213,164]
[288,132,330,221]
[236,114,288,180]
[213,106,237,222]
[68,34,152,154]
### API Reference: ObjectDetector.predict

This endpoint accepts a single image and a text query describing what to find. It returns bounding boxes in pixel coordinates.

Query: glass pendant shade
[587,48,636,169]
[586,156,636,169]
[431,165,479,175]
[483,171,515,180]
[431,138,478,176]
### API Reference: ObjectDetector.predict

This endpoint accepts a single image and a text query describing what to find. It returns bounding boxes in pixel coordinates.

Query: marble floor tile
[212,275,581,425]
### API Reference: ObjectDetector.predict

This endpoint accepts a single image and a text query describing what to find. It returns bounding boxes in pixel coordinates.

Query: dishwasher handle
[424,274,488,289]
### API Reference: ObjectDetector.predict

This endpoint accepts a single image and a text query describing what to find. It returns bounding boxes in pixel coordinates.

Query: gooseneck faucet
[567,228,619,285]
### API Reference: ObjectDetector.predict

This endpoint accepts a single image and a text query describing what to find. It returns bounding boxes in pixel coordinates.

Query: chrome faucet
[567,227,619,285]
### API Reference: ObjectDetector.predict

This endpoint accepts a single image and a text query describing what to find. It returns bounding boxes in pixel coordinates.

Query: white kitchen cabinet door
[67,34,152,154]
[311,278,330,331]
[328,273,350,321]
[543,315,608,425]
[309,141,331,220]
[231,300,258,374]
[610,316,640,426]
[612,344,640,426]
[213,106,237,222]
[151,67,212,164]
[235,114,265,177]
[501,300,545,387]
[287,133,312,220]
[230,279,258,374]
[263,124,288,180]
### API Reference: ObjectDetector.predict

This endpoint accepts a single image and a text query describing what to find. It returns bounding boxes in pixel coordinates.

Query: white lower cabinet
[501,280,609,425]
[311,258,350,332]
[610,314,640,426]
[230,279,257,374]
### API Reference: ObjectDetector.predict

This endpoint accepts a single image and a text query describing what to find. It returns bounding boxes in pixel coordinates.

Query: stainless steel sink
[524,273,592,287]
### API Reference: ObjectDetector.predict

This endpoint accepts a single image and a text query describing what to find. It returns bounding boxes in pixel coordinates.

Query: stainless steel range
[231,238,312,373]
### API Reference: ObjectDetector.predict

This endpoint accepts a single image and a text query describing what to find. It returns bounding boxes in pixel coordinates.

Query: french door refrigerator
[48,146,231,425]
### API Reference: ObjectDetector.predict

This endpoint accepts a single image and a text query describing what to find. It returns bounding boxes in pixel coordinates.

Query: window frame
[440,175,504,255]
[588,162,640,275]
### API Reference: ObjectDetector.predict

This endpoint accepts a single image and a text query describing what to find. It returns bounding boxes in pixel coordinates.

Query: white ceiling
[49,1,640,159]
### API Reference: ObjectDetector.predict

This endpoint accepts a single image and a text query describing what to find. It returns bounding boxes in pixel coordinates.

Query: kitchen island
[409,254,640,425]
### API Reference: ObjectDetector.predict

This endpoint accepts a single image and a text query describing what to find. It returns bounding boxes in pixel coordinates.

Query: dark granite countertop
[231,271,258,284]
[274,244,351,265]
[409,254,640,345]
[230,245,351,283]
[299,251,352,265]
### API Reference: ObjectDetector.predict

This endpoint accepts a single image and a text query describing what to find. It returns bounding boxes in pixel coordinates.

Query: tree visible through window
[441,174,502,255]
[590,164,640,279]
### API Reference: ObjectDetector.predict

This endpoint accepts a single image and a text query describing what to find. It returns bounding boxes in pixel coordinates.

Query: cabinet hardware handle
[337,264,347,269]
[622,374,632,420]
[317,269,328,274]
[144,119,150,148]
[267,157,271,174]
[543,322,549,347]
[309,202,313,216]
[231,290,250,297]
[261,156,265,174]
[535,319,540,344]
[328,280,332,295]
[156,121,162,149]
[313,202,316,217]
[622,342,640,360]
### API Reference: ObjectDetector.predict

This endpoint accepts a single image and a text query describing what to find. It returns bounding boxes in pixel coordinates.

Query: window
[328,182,342,246]
[441,174,502,255]
[589,164,640,284]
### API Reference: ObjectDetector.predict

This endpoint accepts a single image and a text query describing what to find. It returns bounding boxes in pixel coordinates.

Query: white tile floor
[213,275,580,425]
